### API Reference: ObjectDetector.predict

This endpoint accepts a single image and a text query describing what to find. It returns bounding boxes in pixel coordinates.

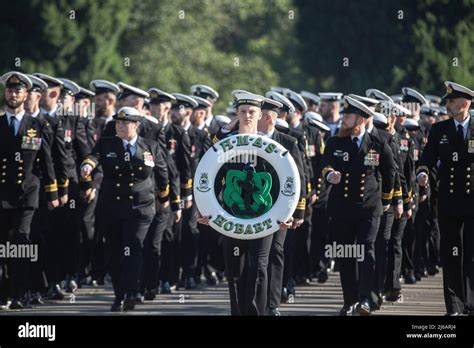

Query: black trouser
[427,192,440,268]
[159,212,180,285]
[46,177,81,284]
[223,234,273,316]
[105,211,153,300]
[414,198,431,275]
[373,209,394,300]
[30,193,50,293]
[282,227,297,291]
[310,205,330,275]
[0,207,35,300]
[77,190,98,280]
[331,216,380,306]
[197,224,224,279]
[438,215,474,314]
[294,205,312,280]
[180,204,199,280]
[141,205,170,292]
[267,228,287,311]
[386,215,407,291]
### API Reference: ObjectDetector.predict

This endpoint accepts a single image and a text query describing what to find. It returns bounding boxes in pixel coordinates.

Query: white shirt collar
[40,105,58,117]
[102,115,113,124]
[183,122,192,132]
[163,119,169,128]
[197,122,206,130]
[30,110,40,118]
[351,128,366,144]
[454,116,469,129]
[367,124,374,134]
[258,129,275,138]
[6,109,25,121]
[122,135,138,148]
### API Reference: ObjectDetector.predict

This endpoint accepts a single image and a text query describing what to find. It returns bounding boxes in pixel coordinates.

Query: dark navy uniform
[417,108,474,314]
[80,115,170,310]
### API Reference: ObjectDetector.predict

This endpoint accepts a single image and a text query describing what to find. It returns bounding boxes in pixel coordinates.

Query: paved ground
[0,270,446,316]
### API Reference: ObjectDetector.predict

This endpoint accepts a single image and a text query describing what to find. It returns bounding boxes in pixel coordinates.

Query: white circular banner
[194,133,300,240]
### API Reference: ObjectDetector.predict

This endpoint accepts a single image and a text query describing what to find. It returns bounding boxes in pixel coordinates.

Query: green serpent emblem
[223,165,273,219]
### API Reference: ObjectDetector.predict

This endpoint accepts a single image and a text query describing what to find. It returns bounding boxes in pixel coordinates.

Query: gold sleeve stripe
[82,158,97,169]
[45,180,58,192]
[297,198,306,210]
[57,179,70,188]
[171,195,181,203]
[403,197,411,204]
[212,135,220,144]
[393,189,403,197]
[158,184,170,198]
[321,166,334,178]
[416,166,429,175]
[181,179,193,189]
[80,176,92,182]
[382,189,394,200]
[307,183,312,192]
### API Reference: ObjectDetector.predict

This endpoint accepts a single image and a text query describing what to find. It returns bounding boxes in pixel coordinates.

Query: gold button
[18,173,22,177]
[318,178,322,182]
[115,166,119,169]
[451,167,454,171]
[361,174,366,177]
[116,196,120,200]
[139,167,143,171]
[360,194,364,198]
[2,173,5,176]
[2,166,5,169]
[119,174,123,177]
[19,160,23,163]
[450,175,454,178]
[129,196,133,200]
[450,190,454,193]
[1,179,5,183]
[129,183,134,187]
[131,173,135,177]
[116,183,120,187]
[466,182,470,186]
[360,180,365,184]
[345,180,349,184]
[450,182,454,186]
[344,193,348,198]
[18,167,22,170]
[467,167,471,171]
[360,187,365,191]
[316,191,320,195]
[344,187,348,191]
[346,173,349,177]
[467,190,471,194]
[17,180,22,184]
[2,159,6,162]
[467,175,471,178]
[317,184,321,188]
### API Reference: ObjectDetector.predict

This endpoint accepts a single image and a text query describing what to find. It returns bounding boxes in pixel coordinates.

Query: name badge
[106,152,117,158]
[21,136,42,150]
[144,151,154,167]
[468,140,474,154]
[308,144,316,157]
[364,149,380,166]
[439,135,449,145]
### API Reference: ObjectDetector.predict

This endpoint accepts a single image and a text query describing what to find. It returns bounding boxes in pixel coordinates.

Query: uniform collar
[30,109,40,118]
[351,128,366,144]
[183,122,192,132]
[122,134,138,148]
[40,105,58,117]
[454,116,469,129]
[6,109,25,121]
[258,129,275,138]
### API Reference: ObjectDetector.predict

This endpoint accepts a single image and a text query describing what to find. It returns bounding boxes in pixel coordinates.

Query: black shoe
[404,274,417,284]
[427,266,439,276]
[384,290,402,302]
[161,281,172,294]
[135,293,144,304]
[317,272,328,284]
[123,296,136,311]
[355,300,371,316]
[97,276,105,286]
[185,277,197,290]
[268,308,281,316]
[445,312,461,316]
[47,284,65,300]
[195,275,202,285]
[111,300,123,312]
[144,290,157,301]
[339,304,355,316]
[206,272,219,286]
[415,273,422,281]
[66,279,78,293]
[370,294,383,311]
[31,292,44,305]
[9,300,24,310]
[281,287,288,302]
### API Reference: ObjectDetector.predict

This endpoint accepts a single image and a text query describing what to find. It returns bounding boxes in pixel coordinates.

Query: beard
[338,123,361,138]
[6,97,25,109]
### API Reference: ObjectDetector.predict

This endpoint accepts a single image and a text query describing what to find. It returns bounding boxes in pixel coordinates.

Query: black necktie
[352,137,359,152]
[457,124,465,144]
[126,143,132,158]
[9,116,17,136]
